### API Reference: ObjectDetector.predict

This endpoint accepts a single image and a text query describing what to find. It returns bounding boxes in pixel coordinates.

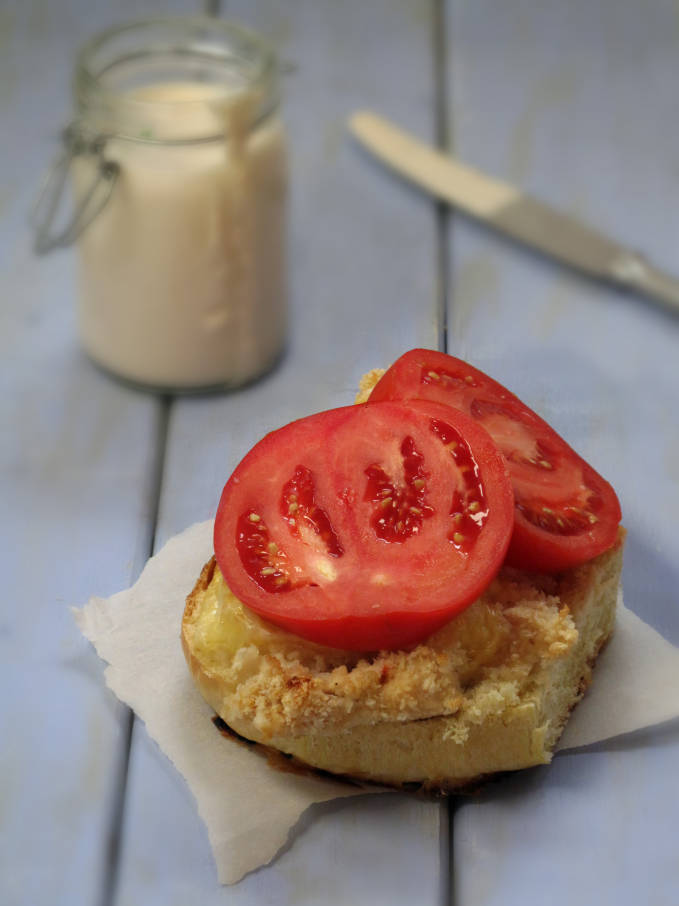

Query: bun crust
[182,533,623,791]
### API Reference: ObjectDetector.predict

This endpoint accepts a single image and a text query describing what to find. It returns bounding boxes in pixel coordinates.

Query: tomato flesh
[369,350,621,572]
[214,400,514,651]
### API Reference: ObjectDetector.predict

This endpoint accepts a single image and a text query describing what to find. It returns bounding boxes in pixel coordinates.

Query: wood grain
[444,1,679,902]
[112,1,450,903]
[4,1,678,903]
[0,3,203,906]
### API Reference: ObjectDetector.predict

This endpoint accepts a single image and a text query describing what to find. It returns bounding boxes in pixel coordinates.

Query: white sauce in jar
[73,81,287,390]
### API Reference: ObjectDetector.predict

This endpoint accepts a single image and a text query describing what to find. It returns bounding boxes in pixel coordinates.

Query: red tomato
[214,400,514,651]
[369,349,621,572]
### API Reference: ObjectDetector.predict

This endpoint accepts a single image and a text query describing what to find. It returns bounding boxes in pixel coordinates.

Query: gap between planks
[434,0,451,358]
[99,395,173,906]
[101,0,218,896]
[433,2,457,905]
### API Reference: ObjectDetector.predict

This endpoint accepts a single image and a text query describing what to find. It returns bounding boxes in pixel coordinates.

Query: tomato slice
[369,349,621,572]
[214,400,514,651]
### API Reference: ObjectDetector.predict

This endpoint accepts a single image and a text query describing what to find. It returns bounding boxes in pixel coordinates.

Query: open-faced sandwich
[182,350,623,791]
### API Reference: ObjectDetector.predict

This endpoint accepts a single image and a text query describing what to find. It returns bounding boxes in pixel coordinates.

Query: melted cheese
[184,561,579,740]
[191,568,360,671]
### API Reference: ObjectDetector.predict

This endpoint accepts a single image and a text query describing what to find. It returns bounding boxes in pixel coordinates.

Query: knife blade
[349,111,679,315]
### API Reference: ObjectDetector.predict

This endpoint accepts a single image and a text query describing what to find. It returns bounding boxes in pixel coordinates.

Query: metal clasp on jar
[31,124,119,254]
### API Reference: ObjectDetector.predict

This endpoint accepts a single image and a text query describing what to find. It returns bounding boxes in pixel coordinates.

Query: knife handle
[609,252,679,315]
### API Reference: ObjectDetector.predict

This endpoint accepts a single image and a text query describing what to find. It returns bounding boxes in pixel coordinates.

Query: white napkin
[74,520,679,884]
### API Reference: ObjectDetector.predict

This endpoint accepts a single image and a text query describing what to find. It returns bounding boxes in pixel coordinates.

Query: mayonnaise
[72,80,288,391]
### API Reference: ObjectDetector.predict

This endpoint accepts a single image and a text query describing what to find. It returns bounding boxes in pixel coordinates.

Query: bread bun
[182,531,623,791]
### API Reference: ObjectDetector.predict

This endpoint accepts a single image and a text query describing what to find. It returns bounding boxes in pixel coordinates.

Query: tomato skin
[214,400,514,651]
[369,349,621,572]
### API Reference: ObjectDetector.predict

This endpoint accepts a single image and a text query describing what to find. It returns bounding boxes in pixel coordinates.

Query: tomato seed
[518,499,598,536]
[431,418,488,553]
[281,464,344,558]
[237,511,297,594]
[364,436,433,543]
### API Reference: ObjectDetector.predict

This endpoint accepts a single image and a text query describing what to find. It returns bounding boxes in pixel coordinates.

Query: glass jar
[35,17,288,392]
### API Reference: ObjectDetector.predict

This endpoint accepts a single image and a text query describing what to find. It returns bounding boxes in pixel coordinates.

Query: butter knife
[350,111,679,315]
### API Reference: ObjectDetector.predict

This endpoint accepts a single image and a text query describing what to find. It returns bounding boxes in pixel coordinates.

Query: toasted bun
[182,531,624,792]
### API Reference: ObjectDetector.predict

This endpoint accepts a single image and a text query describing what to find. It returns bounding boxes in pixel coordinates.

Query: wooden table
[3,1,678,903]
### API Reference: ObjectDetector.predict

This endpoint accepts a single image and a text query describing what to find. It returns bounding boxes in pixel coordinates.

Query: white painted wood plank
[454,731,679,906]
[114,1,449,902]
[0,3,203,905]
[445,1,679,902]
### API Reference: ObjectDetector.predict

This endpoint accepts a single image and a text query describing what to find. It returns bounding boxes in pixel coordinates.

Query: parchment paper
[74,520,679,884]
